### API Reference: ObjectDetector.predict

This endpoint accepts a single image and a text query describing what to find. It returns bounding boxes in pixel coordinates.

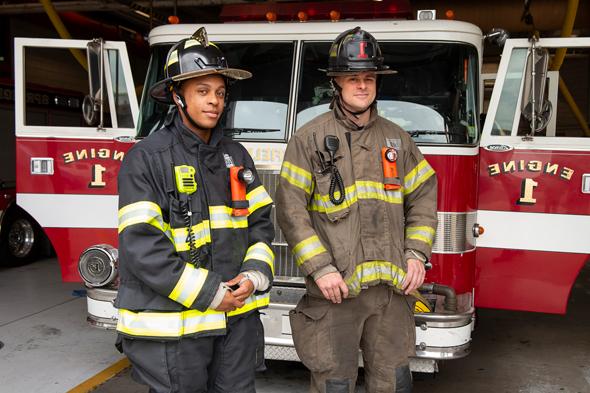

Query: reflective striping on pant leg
[243,242,275,274]
[325,379,351,393]
[168,264,209,308]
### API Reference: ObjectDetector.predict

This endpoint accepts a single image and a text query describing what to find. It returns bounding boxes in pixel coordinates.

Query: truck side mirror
[521,45,552,134]
[83,39,105,128]
[484,28,509,48]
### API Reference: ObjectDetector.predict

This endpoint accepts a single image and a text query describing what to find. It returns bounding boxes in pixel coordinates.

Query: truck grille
[258,169,304,281]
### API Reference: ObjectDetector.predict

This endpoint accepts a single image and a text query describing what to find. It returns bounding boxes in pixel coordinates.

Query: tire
[0,210,44,267]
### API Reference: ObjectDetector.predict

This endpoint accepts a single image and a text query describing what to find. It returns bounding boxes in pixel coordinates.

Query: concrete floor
[1,258,589,393]
[0,258,125,393]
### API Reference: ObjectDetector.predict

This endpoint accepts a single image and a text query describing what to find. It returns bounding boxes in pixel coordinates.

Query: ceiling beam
[0,0,256,15]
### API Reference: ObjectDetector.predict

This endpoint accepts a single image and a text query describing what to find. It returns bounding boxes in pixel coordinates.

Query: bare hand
[214,290,244,312]
[225,274,255,302]
[315,272,349,304]
[401,259,426,295]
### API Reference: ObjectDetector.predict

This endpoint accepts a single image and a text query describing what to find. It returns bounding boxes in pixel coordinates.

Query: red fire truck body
[12,20,590,371]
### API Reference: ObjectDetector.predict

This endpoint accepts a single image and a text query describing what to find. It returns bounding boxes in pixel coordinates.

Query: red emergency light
[220,0,412,23]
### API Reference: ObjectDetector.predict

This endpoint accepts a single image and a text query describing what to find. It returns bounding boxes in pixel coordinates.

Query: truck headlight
[78,245,118,287]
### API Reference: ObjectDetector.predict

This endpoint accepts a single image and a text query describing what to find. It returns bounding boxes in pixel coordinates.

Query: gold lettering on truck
[61,148,126,189]
[487,159,575,206]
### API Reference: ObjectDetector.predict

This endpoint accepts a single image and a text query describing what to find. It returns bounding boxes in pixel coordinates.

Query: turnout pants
[119,311,263,393]
[290,285,416,393]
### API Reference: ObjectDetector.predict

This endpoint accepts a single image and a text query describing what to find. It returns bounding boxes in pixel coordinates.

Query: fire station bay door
[14,38,138,232]
[476,37,590,314]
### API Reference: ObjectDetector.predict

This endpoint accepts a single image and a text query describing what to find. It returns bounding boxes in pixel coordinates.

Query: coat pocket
[289,296,334,373]
[312,171,350,223]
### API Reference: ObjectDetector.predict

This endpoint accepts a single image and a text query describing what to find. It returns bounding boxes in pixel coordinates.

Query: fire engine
[12,10,590,373]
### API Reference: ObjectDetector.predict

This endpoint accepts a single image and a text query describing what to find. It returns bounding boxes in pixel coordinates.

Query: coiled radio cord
[181,201,201,267]
[328,165,345,205]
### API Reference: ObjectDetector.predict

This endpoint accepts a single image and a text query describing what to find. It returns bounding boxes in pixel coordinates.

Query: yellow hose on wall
[549,0,589,136]
[38,0,87,71]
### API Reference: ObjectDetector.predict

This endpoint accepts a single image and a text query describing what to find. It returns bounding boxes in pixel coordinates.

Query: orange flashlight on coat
[230,166,255,216]
[381,147,401,190]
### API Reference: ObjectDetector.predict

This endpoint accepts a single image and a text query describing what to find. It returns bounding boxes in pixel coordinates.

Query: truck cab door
[13,38,138,281]
[477,37,590,314]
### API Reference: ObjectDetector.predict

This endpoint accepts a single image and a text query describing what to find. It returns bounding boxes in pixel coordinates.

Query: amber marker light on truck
[329,10,341,22]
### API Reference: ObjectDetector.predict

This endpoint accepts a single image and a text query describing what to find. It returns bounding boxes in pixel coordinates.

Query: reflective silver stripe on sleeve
[169,264,209,308]
[244,242,275,274]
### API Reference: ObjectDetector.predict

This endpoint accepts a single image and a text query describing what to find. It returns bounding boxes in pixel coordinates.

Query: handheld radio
[174,165,197,195]
[173,165,200,265]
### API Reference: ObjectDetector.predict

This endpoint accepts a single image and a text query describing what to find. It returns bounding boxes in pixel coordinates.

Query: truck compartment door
[13,37,138,281]
[477,37,590,313]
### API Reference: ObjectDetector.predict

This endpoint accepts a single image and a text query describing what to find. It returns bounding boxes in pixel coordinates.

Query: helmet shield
[150,27,252,104]
[324,26,396,76]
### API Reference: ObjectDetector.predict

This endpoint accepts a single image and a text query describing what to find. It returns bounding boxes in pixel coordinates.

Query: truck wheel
[0,212,42,266]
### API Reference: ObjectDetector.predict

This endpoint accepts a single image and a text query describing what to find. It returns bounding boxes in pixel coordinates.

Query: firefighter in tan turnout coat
[276,27,438,393]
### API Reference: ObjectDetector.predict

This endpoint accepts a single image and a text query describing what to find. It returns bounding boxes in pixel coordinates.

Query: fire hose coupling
[419,283,458,312]
[230,166,254,216]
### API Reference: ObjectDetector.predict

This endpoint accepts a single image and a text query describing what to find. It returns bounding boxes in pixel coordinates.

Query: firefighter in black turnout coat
[115,28,275,393]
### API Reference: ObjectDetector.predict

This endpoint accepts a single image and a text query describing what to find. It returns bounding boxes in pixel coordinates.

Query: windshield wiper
[224,128,281,136]
[406,130,448,137]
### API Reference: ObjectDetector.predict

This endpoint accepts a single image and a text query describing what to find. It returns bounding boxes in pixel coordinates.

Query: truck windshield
[297,41,479,145]
[137,42,295,139]
[139,40,478,145]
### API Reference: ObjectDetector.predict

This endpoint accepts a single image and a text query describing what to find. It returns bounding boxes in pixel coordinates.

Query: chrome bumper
[85,285,475,365]
[263,286,475,364]
[85,287,118,329]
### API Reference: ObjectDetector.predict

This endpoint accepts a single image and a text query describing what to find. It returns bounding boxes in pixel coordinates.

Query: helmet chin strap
[172,85,212,132]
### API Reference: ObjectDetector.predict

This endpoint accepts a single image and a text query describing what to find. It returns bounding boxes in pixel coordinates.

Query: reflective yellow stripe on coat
[171,220,211,252]
[244,242,275,274]
[345,261,407,297]
[292,235,328,266]
[280,161,313,194]
[309,180,403,214]
[118,201,172,241]
[246,185,273,214]
[168,264,209,308]
[404,159,435,195]
[405,226,436,246]
[117,292,270,338]
[209,205,248,229]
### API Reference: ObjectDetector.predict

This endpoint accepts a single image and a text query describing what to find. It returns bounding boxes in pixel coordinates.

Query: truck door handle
[583,174,590,194]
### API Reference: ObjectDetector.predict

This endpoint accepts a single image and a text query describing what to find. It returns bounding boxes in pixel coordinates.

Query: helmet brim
[149,68,252,104]
[321,68,397,76]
